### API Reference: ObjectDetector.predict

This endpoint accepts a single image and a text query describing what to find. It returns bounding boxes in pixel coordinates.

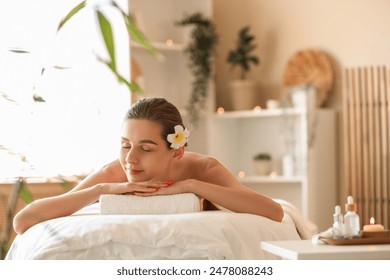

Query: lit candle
[217,107,225,114]
[166,39,174,46]
[238,171,246,178]
[363,217,384,232]
[253,106,261,112]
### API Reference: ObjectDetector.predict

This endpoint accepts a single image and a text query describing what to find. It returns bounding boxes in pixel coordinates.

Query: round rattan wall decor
[283,49,334,107]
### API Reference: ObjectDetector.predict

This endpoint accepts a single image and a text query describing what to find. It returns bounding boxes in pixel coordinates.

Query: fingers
[127,179,174,194]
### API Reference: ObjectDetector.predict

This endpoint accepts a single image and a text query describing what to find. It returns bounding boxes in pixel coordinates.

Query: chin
[126,173,150,183]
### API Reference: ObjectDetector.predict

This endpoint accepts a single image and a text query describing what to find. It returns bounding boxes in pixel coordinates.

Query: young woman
[13,98,283,234]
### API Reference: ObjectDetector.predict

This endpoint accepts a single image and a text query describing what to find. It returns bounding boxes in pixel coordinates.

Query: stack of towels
[99,193,202,215]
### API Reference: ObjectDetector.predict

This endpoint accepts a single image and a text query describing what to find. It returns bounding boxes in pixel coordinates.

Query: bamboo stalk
[354,67,363,217]
[360,67,370,225]
[343,69,351,201]
[367,66,376,220]
[349,68,357,199]
[379,65,389,228]
[385,65,390,229]
[373,66,382,222]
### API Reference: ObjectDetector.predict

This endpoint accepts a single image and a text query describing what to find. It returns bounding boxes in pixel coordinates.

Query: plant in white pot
[253,153,272,176]
[227,26,260,110]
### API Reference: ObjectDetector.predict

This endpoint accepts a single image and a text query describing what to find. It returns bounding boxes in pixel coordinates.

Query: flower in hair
[167,125,189,149]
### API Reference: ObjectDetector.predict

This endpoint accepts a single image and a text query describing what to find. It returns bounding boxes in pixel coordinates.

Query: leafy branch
[57,0,163,94]
[176,12,218,125]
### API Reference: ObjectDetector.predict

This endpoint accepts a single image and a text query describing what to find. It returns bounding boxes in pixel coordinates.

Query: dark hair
[125,98,186,148]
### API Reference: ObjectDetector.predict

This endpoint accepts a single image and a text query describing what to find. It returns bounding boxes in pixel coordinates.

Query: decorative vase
[229,80,258,110]
[253,159,272,176]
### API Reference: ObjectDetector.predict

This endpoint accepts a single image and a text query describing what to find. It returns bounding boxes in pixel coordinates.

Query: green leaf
[96,55,143,93]
[33,94,46,103]
[96,10,116,71]
[57,0,86,31]
[0,92,17,103]
[19,186,33,204]
[109,0,163,61]
[124,15,162,60]
[52,65,71,70]
[8,48,30,54]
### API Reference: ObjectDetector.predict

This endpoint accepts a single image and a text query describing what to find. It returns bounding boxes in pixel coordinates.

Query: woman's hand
[99,180,172,195]
[134,179,191,196]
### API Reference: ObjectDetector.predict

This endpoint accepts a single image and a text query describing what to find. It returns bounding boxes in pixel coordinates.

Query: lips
[125,167,143,176]
[130,169,143,175]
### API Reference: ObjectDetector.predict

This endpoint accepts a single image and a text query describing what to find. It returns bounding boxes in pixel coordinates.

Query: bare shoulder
[182,152,241,187]
[182,152,220,170]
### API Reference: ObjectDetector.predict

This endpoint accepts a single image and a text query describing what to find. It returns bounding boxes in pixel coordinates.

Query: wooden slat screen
[343,65,390,229]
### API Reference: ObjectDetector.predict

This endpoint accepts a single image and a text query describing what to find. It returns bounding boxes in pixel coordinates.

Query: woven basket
[283,49,334,107]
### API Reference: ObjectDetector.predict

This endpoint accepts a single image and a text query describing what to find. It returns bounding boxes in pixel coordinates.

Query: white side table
[261,240,390,260]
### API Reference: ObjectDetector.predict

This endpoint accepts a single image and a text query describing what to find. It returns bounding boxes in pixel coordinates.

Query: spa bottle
[344,196,360,238]
[332,205,344,239]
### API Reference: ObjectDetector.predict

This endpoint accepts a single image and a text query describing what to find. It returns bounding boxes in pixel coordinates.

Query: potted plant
[227,26,260,110]
[253,152,272,176]
[176,13,218,125]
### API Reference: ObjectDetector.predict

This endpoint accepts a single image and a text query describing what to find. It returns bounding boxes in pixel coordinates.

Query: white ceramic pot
[253,159,272,176]
[229,80,258,110]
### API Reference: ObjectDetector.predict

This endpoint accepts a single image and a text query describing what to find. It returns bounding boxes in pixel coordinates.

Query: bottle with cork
[344,196,360,238]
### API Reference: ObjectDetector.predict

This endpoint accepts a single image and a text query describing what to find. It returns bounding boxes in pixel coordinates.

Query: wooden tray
[319,236,390,245]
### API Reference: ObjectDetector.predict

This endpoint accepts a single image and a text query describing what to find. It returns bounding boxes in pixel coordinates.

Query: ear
[172,147,184,160]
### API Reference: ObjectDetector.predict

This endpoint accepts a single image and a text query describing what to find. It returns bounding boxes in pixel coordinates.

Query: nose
[125,148,137,164]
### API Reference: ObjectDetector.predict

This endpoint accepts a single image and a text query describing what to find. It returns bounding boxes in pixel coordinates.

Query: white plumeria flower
[166,125,190,149]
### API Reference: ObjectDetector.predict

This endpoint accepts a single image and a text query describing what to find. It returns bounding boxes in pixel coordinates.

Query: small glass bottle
[332,205,344,239]
[344,196,360,238]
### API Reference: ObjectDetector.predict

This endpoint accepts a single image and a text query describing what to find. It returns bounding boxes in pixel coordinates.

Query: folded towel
[99,193,202,215]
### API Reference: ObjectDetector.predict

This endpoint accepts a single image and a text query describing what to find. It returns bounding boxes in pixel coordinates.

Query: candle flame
[217,107,225,114]
[370,217,375,225]
[166,39,174,46]
[253,106,261,112]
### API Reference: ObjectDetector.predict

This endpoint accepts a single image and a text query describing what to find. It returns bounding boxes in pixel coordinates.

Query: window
[0,0,130,179]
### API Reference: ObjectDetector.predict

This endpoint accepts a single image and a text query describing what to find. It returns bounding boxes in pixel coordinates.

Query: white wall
[213,0,390,205]
[214,0,390,109]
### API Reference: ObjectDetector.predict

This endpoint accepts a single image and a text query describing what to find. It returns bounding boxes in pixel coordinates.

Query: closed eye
[140,145,152,152]
[121,142,131,149]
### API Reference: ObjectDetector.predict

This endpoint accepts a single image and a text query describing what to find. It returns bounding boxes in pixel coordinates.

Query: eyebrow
[121,137,158,145]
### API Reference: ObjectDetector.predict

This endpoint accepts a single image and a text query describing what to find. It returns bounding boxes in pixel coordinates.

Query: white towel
[99,193,202,215]
[274,199,318,240]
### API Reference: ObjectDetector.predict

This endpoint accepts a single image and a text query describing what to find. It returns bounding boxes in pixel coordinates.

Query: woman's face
[119,119,174,182]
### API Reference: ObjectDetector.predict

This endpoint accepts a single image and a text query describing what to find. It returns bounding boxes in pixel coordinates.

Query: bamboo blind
[343,65,390,229]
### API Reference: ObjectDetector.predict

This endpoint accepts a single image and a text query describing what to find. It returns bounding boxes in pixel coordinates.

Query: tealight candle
[362,217,389,239]
[217,107,225,114]
[165,39,174,46]
[363,217,384,232]
[238,171,246,178]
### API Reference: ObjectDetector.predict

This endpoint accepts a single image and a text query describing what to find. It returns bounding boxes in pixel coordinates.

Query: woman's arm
[194,157,284,222]
[70,159,127,192]
[13,184,102,234]
[145,156,284,222]
[188,179,284,222]
[13,160,160,234]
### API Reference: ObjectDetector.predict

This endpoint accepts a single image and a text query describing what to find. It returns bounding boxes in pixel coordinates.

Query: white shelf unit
[207,108,337,231]
[128,0,214,154]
